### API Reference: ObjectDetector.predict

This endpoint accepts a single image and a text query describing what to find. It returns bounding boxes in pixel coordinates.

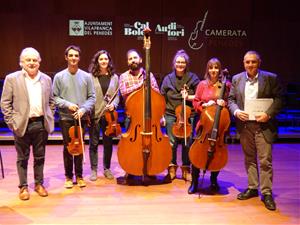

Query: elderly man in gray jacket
[1,47,55,200]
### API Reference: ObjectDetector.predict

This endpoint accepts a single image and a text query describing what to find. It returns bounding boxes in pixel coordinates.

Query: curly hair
[88,50,115,77]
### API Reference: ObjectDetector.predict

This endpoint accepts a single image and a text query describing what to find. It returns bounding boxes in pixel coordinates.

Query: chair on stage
[0,149,4,178]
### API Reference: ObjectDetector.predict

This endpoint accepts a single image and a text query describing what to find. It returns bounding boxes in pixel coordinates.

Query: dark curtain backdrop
[0,0,299,88]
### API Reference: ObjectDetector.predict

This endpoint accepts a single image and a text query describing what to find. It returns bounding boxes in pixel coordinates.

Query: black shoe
[126,174,135,180]
[237,188,259,200]
[263,194,276,211]
[188,181,198,194]
[145,175,156,180]
[209,183,220,193]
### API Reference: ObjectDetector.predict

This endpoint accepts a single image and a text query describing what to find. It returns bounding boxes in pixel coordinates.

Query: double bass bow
[172,84,192,145]
[189,75,230,174]
[117,28,172,177]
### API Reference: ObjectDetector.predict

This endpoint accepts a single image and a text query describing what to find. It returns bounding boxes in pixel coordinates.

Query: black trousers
[89,117,113,171]
[59,119,87,179]
[14,118,48,188]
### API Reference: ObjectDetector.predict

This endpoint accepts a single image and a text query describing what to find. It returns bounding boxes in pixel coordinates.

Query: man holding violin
[53,45,96,189]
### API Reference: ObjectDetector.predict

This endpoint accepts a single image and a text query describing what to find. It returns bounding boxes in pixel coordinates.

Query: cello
[172,84,192,145]
[117,28,172,176]
[189,75,230,173]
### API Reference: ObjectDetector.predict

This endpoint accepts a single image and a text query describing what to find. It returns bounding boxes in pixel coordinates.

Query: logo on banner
[123,21,185,40]
[155,22,184,40]
[69,20,84,36]
[124,21,150,39]
[188,11,248,50]
[69,20,113,36]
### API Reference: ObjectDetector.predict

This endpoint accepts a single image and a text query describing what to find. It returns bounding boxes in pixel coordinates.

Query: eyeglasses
[175,61,186,65]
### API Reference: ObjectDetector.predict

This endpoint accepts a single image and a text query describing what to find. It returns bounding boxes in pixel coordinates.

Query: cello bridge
[140,131,153,136]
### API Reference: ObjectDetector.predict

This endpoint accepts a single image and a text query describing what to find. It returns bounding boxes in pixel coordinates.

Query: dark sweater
[160,71,200,116]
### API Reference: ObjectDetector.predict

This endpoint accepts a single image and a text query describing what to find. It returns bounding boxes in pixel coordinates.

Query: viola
[98,87,122,137]
[67,118,85,156]
[172,84,192,144]
[104,110,122,137]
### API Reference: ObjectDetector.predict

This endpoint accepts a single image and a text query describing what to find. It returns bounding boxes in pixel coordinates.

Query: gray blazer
[90,73,119,120]
[228,70,283,143]
[1,70,55,137]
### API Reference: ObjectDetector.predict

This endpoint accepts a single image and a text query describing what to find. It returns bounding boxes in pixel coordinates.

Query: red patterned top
[119,69,159,100]
[193,79,231,131]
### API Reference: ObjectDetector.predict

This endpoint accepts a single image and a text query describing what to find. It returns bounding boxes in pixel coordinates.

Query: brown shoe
[181,165,192,182]
[19,186,30,200]
[168,164,178,180]
[34,184,48,197]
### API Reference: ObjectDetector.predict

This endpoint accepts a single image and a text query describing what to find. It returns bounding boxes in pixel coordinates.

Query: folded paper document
[244,98,273,120]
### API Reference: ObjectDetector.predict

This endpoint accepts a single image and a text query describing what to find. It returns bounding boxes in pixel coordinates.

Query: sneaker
[89,170,97,181]
[77,177,86,188]
[64,178,74,189]
[104,169,114,180]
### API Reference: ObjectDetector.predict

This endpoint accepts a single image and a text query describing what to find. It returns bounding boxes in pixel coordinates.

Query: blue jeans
[14,119,48,188]
[89,117,113,171]
[165,114,196,166]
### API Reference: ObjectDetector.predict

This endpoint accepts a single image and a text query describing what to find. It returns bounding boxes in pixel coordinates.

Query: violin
[104,110,122,137]
[98,87,122,137]
[172,84,192,144]
[67,117,85,157]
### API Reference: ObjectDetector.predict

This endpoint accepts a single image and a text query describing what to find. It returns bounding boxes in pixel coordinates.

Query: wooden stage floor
[0,143,299,225]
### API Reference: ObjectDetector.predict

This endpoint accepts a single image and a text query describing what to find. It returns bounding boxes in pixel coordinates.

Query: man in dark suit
[1,47,55,200]
[228,50,283,211]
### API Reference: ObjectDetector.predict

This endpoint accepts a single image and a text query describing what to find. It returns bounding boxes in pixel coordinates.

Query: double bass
[117,28,172,176]
[189,75,230,173]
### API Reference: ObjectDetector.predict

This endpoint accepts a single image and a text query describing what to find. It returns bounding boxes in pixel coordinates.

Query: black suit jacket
[228,70,283,143]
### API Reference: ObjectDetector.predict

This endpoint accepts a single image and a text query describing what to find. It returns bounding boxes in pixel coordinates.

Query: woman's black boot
[209,171,220,193]
[188,166,200,194]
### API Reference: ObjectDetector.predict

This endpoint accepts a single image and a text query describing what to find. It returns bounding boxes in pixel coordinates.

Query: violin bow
[78,116,86,163]
[98,86,120,119]
[183,84,188,145]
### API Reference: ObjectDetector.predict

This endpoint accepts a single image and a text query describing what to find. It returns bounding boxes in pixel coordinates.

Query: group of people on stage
[0,45,283,211]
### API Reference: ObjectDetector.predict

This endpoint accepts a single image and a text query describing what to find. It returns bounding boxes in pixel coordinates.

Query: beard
[129,62,140,71]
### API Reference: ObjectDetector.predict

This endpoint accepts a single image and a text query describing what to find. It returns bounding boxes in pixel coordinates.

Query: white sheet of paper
[244,98,273,120]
